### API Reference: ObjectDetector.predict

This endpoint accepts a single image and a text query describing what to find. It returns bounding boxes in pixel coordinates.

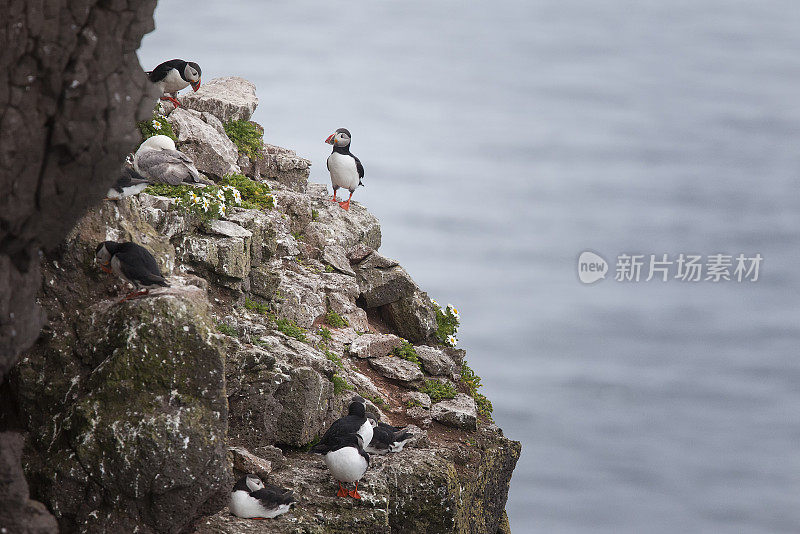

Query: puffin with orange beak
[146,59,202,107]
[325,128,364,211]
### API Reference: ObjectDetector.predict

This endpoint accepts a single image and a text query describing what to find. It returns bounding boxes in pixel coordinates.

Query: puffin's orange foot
[349,489,362,499]
[330,195,338,202]
[338,200,350,211]
[336,483,348,497]
[250,517,267,520]
[119,289,148,303]
[160,96,181,107]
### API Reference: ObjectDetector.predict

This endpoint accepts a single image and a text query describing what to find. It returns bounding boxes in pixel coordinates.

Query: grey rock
[407,406,433,428]
[347,243,374,263]
[322,244,356,276]
[178,231,252,283]
[226,208,274,268]
[356,261,418,308]
[0,432,58,533]
[179,76,259,122]
[370,356,424,383]
[380,290,438,343]
[431,393,478,431]
[248,143,311,192]
[168,107,241,178]
[360,251,400,269]
[403,391,432,409]
[415,345,458,376]
[348,333,404,359]
[229,446,272,477]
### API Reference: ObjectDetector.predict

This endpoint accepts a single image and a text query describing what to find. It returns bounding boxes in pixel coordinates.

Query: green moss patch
[325,309,349,328]
[324,349,344,369]
[332,374,352,395]
[215,322,239,337]
[392,341,422,368]
[275,318,306,342]
[421,379,457,403]
[224,120,264,160]
[244,297,271,315]
[461,362,494,418]
[219,174,274,210]
[137,104,176,142]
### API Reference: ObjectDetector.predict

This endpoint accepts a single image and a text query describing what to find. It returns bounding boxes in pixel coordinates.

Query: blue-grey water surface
[140,2,800,532]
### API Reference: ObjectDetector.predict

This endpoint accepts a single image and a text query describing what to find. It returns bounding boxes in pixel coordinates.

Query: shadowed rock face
[0,0,158,531]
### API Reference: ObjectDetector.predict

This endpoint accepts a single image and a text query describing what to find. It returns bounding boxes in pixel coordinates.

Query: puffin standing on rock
[95,241,169,302]
[313,433,370,499]
[326,128,364,211]
[134,135,206,185]
[147,59,201,107]
[229,475,296,519]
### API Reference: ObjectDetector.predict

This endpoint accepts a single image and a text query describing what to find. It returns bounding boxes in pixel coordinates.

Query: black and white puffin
[364,412,414,454]
[312,397,373,450]
[313,433,370,499]
[134,135,204,185]
[106,167,150,200]
[229,474,296,519]
[95,241,169,301]
[325,128,364,211]
[146,59,202,107]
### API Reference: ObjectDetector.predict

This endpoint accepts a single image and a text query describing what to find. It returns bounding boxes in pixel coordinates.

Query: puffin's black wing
[148,59,186,83]
[352,154,365,186]
[250,485,296,507]
[313,415,364,453]
[115,167,150,190]
[115,243,169,287]
[377,421,404,433]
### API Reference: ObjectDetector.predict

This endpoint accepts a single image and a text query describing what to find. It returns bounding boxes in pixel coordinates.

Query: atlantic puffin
[313,433,370,499]
[325,128,364,211]
[229,474,296,519]
[106,167,150,200]
[146,59,202,107]
[134,135,204,185]
[95,241,169,301]
[313,397,373,450]
[364,412,414,454]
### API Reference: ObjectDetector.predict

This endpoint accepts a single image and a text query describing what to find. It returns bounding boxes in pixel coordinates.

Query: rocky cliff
[1,78,519,533]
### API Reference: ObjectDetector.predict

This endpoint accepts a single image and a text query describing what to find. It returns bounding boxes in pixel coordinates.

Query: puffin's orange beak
[325,134,335,144]
[191,78,201,91]
[100,262,113,274]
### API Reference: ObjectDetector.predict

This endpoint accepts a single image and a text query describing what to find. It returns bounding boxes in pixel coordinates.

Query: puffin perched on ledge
[147,59,202,107]
[326,128,364,211]
[95,241,169,302]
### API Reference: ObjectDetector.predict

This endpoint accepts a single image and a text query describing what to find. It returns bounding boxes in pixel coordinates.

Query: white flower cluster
[183,185,243,218]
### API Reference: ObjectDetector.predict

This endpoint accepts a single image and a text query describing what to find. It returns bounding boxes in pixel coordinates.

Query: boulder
[179,76,258,122]
[348,333,404,359]
[356,259,418,308]
[168,107,240,178]
[177,223,252,282]
[431,393,478,431]
[380,290,438,343]
[414,345,458,376]
[322,244,356,276]
[246,143,310,192]
[0,433,58,533]
[369,356,424,384]
[10,287,231,533]
[403,391,432,409]
[229,447,272,478]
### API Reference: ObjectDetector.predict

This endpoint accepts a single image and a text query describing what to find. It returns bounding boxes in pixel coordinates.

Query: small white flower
[218,203,226,216]
[216,189,225,201]
[446,335,457,346]
[152,120,161,129]
[270,195,277,208]
[201,197,210,212]
[431,299,440,307]
[232,190,242,204]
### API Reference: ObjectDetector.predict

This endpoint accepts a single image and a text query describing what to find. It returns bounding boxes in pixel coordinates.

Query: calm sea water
[140,2,800,532]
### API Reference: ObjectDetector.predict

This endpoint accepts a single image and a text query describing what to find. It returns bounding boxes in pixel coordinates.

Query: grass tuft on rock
[324,349,344,369]
[215,322,238,338]
[244,297,271,315]
[325,309,349,328]
[219,174,274,210]
[275,317,306,342]
[434,302,460,345]
[392,341,422,368]
[361,393,389,410]
[224,120,264,160]
[318,327,332,343]
[421,379,457,403]
[332,374,352,395]
[461,362,494,418]
[137,104,176,143]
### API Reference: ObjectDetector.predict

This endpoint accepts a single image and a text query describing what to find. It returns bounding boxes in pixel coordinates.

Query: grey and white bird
[325,128,364,211]
[313,397,373,451]
[106,167,150,200]
[229,474,296,519]
[134,135,204,185]
[313,433,370,499]
[147,59,201,107]
[364,412,414,454]
[95,241,169,301]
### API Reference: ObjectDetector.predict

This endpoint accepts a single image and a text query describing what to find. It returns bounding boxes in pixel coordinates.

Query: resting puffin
[364,412,414,454]
[229,474,296,519]
[95,241,169,302]
[325,128,364,211]
[312,397,373,450]
[147,59,202,107]
[313,433,370,499]
[106,167,150,200]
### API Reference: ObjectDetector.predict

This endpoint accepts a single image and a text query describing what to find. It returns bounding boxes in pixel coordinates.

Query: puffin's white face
[325,130,351,148]
[245,476,264,492]
[184,63,201,90]
[95,243,111,265]
[368,417,378,428]
[139,135,176,152]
